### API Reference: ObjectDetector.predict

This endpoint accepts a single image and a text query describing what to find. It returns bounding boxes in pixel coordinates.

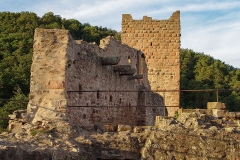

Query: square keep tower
[121,11,181,116]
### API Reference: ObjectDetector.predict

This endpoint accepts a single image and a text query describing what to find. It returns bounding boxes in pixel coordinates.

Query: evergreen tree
[180,49,240,111]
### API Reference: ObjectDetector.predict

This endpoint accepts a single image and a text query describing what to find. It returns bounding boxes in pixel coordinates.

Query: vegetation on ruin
[0,11,239,130]
[29,128,49,137]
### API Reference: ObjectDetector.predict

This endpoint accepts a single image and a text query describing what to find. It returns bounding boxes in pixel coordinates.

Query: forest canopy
[0,11,239,129]
[180,49,240,111]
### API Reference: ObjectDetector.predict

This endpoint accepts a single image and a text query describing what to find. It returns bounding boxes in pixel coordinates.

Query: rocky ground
[142,111,240,160]
[0,110,240,160]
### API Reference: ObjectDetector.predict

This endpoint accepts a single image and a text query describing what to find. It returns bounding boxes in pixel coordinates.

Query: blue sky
[1,0,240,68]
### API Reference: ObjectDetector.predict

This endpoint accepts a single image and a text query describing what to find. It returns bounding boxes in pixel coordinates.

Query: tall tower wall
[121,11,181,116]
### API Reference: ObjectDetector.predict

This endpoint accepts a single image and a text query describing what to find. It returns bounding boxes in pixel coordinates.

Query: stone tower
[121,11,181,116]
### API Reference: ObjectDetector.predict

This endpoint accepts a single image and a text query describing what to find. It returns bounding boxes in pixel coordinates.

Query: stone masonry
[122,11,181,116]
[26,28,164,130]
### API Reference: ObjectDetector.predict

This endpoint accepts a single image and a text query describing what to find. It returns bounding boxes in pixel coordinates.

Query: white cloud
[181,8,240,68]
[0,0,240,68]
[180,1,240,12]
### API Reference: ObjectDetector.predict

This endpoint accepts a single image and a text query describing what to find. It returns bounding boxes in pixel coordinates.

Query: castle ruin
[5,11,240,160]
[11,11,180,130]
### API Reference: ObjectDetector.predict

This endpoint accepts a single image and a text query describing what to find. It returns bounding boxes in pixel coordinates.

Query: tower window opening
[110,95,113,102]
[128,56,131,63]
[79,84,82,96]
[97,90,100,99]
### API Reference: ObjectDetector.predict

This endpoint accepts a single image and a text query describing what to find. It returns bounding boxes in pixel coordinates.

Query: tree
[180,48,240,111]
[0,86,28,129]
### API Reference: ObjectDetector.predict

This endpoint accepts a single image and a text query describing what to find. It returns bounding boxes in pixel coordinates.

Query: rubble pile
[142,111,240,159]
[1,102,239,159]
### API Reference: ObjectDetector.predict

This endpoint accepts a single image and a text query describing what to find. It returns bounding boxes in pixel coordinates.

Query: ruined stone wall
[27,29,68,124]
[66,35,164,127]
[66,37,139,127]
[121,11,181,116]
[27,28,164,128]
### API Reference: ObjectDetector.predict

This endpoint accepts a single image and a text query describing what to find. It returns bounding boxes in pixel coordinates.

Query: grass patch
[30,129,48,136]
[174,111,179,118]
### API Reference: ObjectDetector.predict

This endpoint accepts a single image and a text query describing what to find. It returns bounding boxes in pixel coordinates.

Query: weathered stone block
[8,122,23,133]
[236,112,240,118]
[228,112,236,118]
[119,68,136,76]
[225,127,236,132]
[128,74,143,80]
[207,102,226,110]
[113,65,131,72]
[178,109,212,116]
[155,116,163,125]
[133,126,144,133]
[46,80,65,89]
[8,114,16,119]
[117,125,132,132]
[195,109,212,115]
[101,56,120,65]
[178,109,194,114]
[104,125,116,132]
[212,109,226,118]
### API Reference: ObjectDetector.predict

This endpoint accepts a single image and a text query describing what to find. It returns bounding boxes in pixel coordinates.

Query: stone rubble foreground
[1,104,239,159]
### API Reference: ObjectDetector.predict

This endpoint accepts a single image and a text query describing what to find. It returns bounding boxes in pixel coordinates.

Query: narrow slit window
[128,56,131,63]
[110,95,113,102]
[97,90,100,99]
[79,84,82,96]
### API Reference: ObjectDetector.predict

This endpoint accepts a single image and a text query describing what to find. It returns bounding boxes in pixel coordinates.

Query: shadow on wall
[137,85,165,126]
